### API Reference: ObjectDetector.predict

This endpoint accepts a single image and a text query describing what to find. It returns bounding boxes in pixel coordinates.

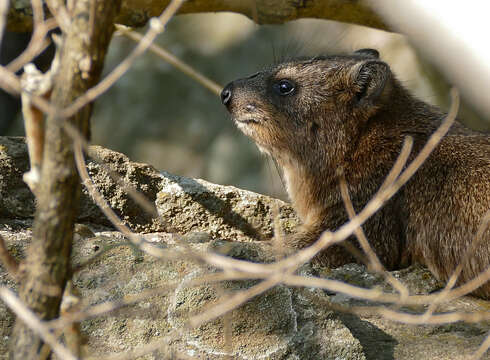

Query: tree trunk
[8,1,122,358]
[6,0,387,32]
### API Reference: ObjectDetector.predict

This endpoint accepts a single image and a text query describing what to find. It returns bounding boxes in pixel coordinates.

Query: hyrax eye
[273,79,295,96]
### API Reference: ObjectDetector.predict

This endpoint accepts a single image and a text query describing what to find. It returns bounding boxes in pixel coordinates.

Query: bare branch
[0,234,19,279]
[339,174,410,300]
[9,0,123,357]
[0,288,77,360]
[189,274,282,327]
[0,0,9,49]
[421,211,490,320]
[45,0,72,34]
[115,25,222,96]
[6,0,387,32]
[50,271,255,329]
[6,0,56,73]
[470,331,490,360]
[0,0,485,357]
[183,88,461,328]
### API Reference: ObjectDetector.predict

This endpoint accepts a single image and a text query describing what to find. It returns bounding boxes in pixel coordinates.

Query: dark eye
[273,79,295,96]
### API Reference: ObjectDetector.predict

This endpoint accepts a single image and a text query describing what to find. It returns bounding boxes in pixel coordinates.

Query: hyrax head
[221,49,393,164]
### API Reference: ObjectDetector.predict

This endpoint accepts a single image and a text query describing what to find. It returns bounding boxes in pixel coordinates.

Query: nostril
[245,104,256,112]
[221,84,233,106]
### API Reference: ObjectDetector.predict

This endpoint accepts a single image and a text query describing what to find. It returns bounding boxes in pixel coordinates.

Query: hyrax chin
[221,49,490,298]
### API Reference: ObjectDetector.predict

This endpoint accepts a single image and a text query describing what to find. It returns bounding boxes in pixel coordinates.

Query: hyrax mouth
[234,116,259,125]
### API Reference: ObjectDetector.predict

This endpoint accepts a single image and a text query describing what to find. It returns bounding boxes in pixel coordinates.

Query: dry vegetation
[0,0,488,359]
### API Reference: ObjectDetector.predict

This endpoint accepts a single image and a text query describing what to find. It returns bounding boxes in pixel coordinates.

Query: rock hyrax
[221,49,490,298]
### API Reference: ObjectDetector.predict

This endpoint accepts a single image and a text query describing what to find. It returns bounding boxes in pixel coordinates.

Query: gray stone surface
[0,138,489,359]
[157,170,299,242]
[0,137,164,231]
[0,229,489,359]
[0,137,35,219]
[81,145,164,232]
[0,137,298,238]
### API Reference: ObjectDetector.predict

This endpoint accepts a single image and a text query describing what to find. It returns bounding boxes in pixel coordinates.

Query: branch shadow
[337,313,397,360]
[161,172,263,240]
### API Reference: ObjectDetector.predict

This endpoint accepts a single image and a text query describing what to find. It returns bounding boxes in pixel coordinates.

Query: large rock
[156,171,298,241]
[0,137,489,359]
[0,137,163,231]
[0,229,489,359]
[0,137,298,238]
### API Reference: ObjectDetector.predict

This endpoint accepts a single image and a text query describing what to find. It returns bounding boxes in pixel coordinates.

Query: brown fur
[221,49,490,298]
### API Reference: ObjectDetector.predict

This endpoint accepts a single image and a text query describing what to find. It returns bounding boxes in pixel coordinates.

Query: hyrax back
[221,49,490,298]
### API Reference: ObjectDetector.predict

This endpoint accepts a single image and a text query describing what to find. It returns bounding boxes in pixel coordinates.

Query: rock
[0,136,298,238]
[1,229,489,359]
[0,229,366,360]
[320,263,443,305]
[388,264,444,295]
[169,270,301,359]
[80,145,164,232]
[0,137,35,219]
[0,137,164,231]
[0,138,489,359]
[156,170,299,241]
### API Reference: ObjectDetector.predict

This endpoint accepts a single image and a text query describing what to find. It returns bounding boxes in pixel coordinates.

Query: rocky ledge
[0,137,488,359]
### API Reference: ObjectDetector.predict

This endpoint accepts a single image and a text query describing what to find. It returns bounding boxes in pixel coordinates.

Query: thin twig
[74,141,156,249]
[64,121,158,216]
[470,331,490,360]
[376,307,490,325]
[49,271,256,329]
[0,0,9,50]
[285,88,458,272]
[271,134,415,273]
[189,275,282,327]
[378,136,414,193]
[7,0,58,73]
[421,210,490,320]
[0,288,77,360]
[45,0,72,34]
[0,233,19,279]
[445,267,490,300]
[71,238,132,273]
[186,88,461,327]
[116,25,222,96]
[339,174,410,300]
[73,139,185,262]
[60,0,185,119]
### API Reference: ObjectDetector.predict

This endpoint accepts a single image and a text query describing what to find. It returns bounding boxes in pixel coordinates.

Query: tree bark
[8,1,122,359]
[7,0,387,32]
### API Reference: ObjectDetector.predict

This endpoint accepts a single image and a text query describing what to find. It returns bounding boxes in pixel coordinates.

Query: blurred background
[2,13,488,200]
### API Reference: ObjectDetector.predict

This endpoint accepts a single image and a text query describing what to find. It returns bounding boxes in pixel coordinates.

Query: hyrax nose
[221,82,233,107]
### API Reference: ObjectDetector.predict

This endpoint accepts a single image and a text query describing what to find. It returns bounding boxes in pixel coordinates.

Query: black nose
[221,83,233,106]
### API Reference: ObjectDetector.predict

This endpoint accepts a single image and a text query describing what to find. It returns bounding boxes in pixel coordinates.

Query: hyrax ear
[349,60,390,106]
[353,48,380,59]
